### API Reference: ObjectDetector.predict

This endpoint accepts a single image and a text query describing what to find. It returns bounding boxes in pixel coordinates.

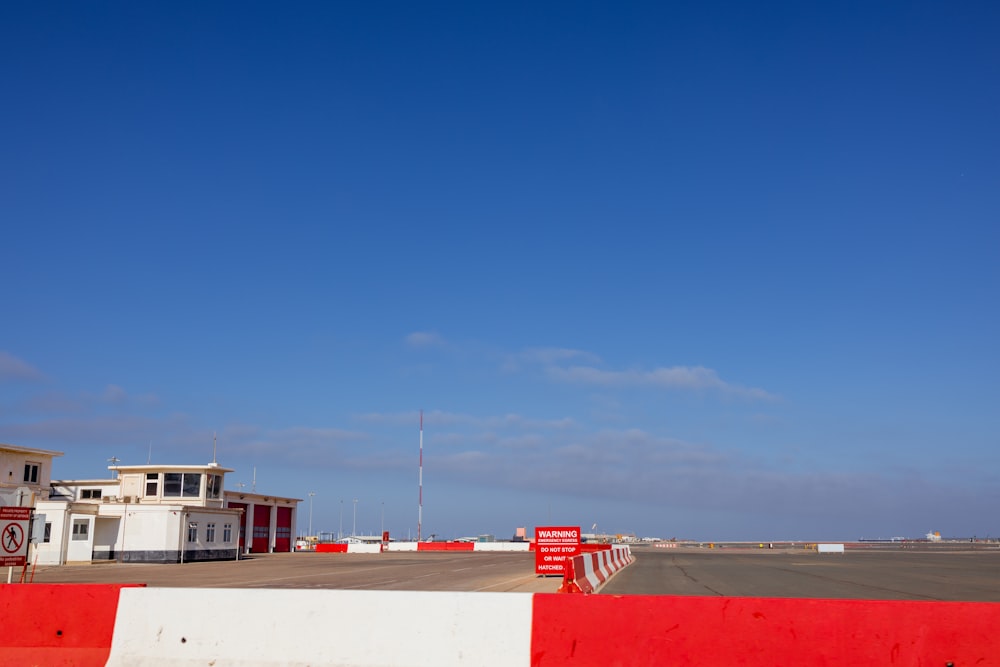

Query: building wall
[31,501,242,564]
[0,447,58,504]
[49,481,120,502]
[115,505,241,563]
[32,501,70,565]
[223,494,298,554]
[66,509,97,563]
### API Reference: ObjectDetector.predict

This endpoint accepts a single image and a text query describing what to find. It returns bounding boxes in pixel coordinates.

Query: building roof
[109,463,235,474]
[224,490,303,503]
[0,443,65,457]
[51,479,118,485]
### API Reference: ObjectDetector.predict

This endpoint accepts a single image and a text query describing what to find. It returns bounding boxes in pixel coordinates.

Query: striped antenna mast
[418,409,423,542]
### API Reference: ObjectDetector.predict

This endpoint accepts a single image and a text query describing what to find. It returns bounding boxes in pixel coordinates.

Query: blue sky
[2,2,998,541]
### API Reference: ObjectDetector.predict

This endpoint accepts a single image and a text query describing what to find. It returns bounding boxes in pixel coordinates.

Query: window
[164,473,181,496]
[43,522,51,543]
[206,523,216,542]
[145,473,159,497]
[276,526,291,540]
[164,473,202,498]
[223,523,232,543]
[183,474,201,497]
[206,474,223,499]
[253,525,268,539]
[24,462,40,484]
[187,523,198,543]
[81,489,102,499]
[72,519,89,541]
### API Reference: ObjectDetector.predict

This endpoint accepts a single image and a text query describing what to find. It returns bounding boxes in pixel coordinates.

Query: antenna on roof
[108,456,121,478]
[252,466,257,493]
[418,409,423,543]
[147,441,152,465]
[212,431,218,465]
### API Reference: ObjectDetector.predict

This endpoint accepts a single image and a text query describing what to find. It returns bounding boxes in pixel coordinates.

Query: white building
[31,461,301,565]
[0,443,63,507]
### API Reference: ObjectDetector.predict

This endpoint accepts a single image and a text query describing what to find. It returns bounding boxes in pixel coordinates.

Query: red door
[252,504,272,553]
[275,507,292,552]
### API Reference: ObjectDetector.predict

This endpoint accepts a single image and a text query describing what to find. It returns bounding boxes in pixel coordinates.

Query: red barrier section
[557,557,582,594]
[416,542,475,551]
[532,594,1000,666]
[0,583,143,667]
[315,544,348,553]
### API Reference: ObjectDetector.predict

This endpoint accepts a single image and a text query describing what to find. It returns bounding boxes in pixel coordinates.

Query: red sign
[1,507,31,567]
[535,525,581,576]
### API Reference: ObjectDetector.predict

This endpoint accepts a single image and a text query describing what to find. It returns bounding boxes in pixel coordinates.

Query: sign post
[534,525,581,576]
[2,507,31,568]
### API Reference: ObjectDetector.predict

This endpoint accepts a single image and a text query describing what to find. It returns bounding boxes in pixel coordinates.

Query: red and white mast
[418,409,423,542]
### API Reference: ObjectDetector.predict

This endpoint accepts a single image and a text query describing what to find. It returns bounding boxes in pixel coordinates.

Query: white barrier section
[386,541,419,552]
[473,542,530,552]
[346,543,383,553]
[817,543,845,554]
[106,589,533,667]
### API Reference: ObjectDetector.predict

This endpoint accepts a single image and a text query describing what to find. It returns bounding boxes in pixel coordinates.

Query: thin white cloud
[502,347,600,372]
[0,351,44,382]
[16,392,86,415]
[356,410,576,431]
[405,331,445,348]
[546,364,777,400]
[102,384,128,404]
[82,385,161,409]
[2,414,185,447]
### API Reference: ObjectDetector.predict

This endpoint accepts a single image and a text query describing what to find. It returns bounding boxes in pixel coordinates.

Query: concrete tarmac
[601,548,1000,600]
[26,551,562,593]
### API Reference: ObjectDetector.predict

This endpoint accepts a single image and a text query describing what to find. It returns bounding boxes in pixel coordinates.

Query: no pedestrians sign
[1,507,31,567]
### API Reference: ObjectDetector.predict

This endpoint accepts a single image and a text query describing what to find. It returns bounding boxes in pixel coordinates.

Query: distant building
[0,443,63,507]
[29,460,300,565]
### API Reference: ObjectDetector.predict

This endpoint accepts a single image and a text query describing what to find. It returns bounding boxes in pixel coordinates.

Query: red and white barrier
[3,584,1000,665]
[342,541,532,553]
[314,542,383,553]
[559,545,633,594]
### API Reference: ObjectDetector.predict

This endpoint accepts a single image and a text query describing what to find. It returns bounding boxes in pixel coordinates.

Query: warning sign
[1,506,31,567]
[534,525,581,576]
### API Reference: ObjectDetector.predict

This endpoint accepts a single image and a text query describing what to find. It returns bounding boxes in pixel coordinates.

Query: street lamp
[352,498,358,537]
[308,492,316,537]
[381,500,385,536]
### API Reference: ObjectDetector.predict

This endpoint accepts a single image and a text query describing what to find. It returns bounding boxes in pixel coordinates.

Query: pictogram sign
[0,506,31,567]
[3,523,24,552]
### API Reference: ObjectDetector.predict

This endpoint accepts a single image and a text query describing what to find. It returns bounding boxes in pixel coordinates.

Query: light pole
[339,500,343,540]
[381,501,385,536]
[308,492,316,537]
[352,498,358,537]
